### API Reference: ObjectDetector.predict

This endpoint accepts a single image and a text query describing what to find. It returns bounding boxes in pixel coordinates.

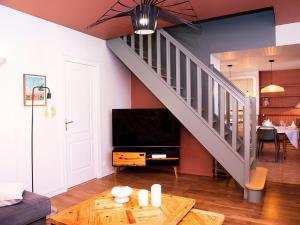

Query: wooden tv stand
[112,147,179,178]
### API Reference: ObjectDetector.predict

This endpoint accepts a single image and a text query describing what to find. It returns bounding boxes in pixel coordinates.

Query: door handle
[65,120,74,131]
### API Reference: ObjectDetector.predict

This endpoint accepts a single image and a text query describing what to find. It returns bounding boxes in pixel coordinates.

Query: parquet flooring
[50,168,300,225]
[257,143,300,185]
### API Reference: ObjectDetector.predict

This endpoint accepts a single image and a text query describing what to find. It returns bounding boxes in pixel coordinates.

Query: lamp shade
[45,92,56,118]
[260,84,285,93]
[45,99,56,118]
[295,102,300,109]
[131,4,159,35]
[260,59,284,93]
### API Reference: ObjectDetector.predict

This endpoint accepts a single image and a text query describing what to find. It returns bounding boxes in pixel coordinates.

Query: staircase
[107,29,258,200]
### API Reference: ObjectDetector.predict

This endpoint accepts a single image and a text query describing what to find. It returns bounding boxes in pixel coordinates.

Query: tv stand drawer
[113,152,146,166]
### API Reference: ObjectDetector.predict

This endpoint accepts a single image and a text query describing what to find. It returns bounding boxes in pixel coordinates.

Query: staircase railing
[120,29,257,190]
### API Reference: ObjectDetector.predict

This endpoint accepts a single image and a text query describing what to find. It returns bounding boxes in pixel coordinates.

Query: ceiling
[214,44,300,75]
[1,0,300,40]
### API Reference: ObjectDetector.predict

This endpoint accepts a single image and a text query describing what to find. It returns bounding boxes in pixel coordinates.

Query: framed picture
[23,74,46,106]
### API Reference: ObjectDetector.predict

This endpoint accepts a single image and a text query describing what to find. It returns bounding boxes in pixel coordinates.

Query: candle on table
[138,189,148,207]
[151,184,161,207]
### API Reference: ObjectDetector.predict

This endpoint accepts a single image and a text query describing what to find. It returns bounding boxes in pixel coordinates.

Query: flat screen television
[112,109,180,147]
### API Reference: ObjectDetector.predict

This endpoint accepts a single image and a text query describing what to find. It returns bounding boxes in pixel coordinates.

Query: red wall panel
[259,69,300,125]
[131,74,213,176]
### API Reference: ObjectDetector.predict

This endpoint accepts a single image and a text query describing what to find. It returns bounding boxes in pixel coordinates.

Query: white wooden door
[65,60,96,188]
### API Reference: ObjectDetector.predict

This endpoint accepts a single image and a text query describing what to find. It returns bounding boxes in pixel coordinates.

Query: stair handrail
[159,29,256,188]
[210,65,246,99]
[158,29,246,104]
[121,35,247,162]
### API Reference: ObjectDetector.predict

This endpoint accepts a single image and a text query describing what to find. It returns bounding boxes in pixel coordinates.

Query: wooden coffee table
[49,189,224,225]
[179,209,224,225]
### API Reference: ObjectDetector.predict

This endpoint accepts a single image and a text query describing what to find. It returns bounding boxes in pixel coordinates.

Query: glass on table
[279,120,286,128]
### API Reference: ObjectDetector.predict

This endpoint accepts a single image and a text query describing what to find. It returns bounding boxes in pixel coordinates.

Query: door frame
[62,55,101,189]
[229,74,259,115]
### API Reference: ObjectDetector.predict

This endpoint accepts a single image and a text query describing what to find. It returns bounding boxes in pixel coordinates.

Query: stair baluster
[176,48,181,95]
[197,67,202,115]
[186,57,191,106]
[219,87,225,139]
[156,32,161,76]
[147,34,152,67]
[107,29,258,201]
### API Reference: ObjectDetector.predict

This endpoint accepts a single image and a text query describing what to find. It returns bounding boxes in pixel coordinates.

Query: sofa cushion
[0,191,51,225]
[0,183,26,207]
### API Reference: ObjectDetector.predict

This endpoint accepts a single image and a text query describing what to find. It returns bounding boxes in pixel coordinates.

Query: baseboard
[42,186,67,198]
[101,168,114,177]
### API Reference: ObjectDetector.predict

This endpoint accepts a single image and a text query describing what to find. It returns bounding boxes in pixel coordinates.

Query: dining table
[276,126,299,148]
[257,125,300,159]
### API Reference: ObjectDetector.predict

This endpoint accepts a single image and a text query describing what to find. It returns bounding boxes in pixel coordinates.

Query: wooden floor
[51,168,300,225]
[257,143,300,185]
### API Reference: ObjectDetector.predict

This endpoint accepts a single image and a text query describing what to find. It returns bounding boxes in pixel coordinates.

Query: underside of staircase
[107,29,261,202]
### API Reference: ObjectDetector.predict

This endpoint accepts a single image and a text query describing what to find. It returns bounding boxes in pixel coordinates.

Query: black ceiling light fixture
[260,59,284,93]
[132,4,159,35]
[227,64,233,79]
[86,0,198,35]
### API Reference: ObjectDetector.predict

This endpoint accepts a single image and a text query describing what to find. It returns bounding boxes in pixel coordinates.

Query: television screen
[112,109,180,147]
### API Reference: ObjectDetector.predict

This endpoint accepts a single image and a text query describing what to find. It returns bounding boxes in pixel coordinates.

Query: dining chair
[277,133,287,160]
[256,127,280,162]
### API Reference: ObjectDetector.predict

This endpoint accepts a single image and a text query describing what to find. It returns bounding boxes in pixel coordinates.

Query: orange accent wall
[259,69,300,125]
[131,74,213,176]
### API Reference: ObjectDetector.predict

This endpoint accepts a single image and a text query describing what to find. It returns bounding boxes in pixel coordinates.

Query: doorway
[64,59,98,188]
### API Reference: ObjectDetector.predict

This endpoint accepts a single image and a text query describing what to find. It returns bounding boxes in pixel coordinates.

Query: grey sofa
[0,191,51,225]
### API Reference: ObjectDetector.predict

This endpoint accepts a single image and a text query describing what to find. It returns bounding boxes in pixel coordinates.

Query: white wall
[210,54,221,71]
[276,22,300,46]
[229,71,260,115]
[0,6,131,196]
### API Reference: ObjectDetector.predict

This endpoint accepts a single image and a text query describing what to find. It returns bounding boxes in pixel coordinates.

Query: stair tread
[246,167,268,191]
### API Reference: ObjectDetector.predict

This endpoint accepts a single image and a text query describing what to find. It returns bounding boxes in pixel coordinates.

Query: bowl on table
[111,186,133,203]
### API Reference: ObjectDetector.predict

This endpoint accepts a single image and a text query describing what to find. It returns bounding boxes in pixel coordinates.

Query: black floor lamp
[31,86,55,192]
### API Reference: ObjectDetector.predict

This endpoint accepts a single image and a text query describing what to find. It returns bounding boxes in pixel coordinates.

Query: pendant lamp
[228,64,232,79]
[131,4,159,35]
[260,60,284,93]
[245,91,251,96]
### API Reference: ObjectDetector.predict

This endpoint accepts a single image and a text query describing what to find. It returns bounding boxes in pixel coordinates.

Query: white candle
[138,189,148,207]
[151,184,162,207]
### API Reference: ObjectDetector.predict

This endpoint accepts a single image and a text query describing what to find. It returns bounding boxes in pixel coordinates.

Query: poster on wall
[23,74,46,106]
